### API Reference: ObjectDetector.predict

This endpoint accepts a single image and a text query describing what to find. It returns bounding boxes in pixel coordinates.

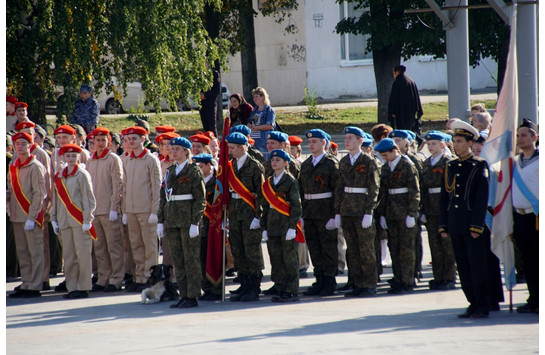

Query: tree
[7,0,224,126]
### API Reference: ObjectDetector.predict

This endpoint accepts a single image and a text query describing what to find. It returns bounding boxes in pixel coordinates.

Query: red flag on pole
[206,116,231,285]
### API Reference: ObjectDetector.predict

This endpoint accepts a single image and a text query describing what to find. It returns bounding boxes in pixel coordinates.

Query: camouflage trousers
[303,218,338,278]
[414,222,423,275]
[165,227,202,298]
[341,216,378,288]
[387,219,416,287]
[267,235,299,294]
[425,215,456,282]
[229,218,264,277]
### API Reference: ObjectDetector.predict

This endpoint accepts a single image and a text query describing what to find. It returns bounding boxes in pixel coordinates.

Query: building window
[339,2,372,65]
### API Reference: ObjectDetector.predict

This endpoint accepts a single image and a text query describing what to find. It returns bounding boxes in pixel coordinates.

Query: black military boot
[303,275,323,296]
[318,276,336,296]
[230,275,248,302]
[241,275,260,302]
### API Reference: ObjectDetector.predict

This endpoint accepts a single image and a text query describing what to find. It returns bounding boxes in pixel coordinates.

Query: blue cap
[423,130,447,142]
[230,125,251,137]
[344,126,365,138]
[374,138,397,153]
[270,149,291,163]
[389,129,411,141]
[361,132,373,147]
[79,84,93,93]
[170,137,192,149]
[225,132,248,145]
[267,131,288,143]
[192,153,214,163]
[406,130,416,143]
[305,129,328,140]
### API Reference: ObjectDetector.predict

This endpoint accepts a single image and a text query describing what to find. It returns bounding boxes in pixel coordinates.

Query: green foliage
[304,87,324,120]
[126,114,150,123]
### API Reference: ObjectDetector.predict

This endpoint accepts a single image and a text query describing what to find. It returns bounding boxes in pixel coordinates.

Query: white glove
[82,223,92,232]
[189,224,199,238]
[406,216,416,228]
[109,210,118,222]
[262,230,268,242]
[148,213,158,224]
[221,219,229,231]
[325,218,337,230]
[361,214,373,229]
[380,216,388,230]
[334,214,341,229]
[24,219,35,231]
[286,228,296,241]
[51,220,59,235]
[157,223,164,238]
[420,214,427,224]
[122,213,128,225]
[249,217,260,230]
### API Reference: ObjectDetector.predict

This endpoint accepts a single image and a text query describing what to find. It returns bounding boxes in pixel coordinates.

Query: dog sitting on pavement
[141,264,179,304]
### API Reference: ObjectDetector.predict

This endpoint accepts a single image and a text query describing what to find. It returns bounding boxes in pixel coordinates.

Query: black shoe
[198,292,222,301]
[91,284,105,292]
[229,285,244,295]
[299,269,308,278]
[263,285,279,296]
[274,292,299,303]
[457,311,471,319]
[180,297,198,308]
[429,279,440,290]
[337,283,353,292]
[8,289,26,298]
[225,268,236,277]
[388,286,413,295]
[303,277,324,296]
[55,281,67,292]
[13,284,22,291]
[489,303,500,311]
[318,276,336,296]
[357,288,377,298]
[170,298,187,308]
[136,283,146,292]
[21,290,41,298]
[232,276,240,283]
[517,303,538,314]
[42,281,51,291]
[63,291,88,299]
[126,282,145,293]
[516,273,526,283]
[91,275,98,285]
[344,287,364,298]
[104,284,121,292]
[469,311,489,319]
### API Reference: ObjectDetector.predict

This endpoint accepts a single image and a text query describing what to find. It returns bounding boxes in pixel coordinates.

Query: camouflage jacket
[334,152,380,217]
[158,162,206,228]
[261,172,302,236]
[264,157,301,179]
[199,171,216,237]
[420,154,451,216]
[248,146,265,165]
[228,154,265,221]
[377,155,420,220]
[299,154,340,219]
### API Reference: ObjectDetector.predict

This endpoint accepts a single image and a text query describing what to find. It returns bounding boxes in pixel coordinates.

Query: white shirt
[237,153,248,170]
[204,173,214,185]
[273,171,285,185]
[175,160,188,176]
[389,155,402,172]
[312,152,325,166]
[349,151,362,165]
[430,154,442,167]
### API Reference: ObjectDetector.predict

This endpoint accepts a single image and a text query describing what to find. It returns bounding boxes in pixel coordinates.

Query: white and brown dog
[141,264,179,304]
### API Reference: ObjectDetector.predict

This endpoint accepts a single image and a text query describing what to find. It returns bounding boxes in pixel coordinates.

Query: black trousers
[513,212,539,307]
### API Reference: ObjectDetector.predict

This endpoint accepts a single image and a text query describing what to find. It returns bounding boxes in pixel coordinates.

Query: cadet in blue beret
[344,126,365,138]
[225,132,249,145]
[374,138,397,153]
[389,129,410,140]
[361,133,374,153]
[305,129,328,140]
[267,131,288,143]
[170,136,192,149]
[270,149,290,163]
[230,125,252,137]
[192,153,214,164]
[229,126,265,165]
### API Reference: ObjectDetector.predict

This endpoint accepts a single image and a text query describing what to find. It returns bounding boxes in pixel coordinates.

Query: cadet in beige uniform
[51,144,97,299]
[122,126,162,292]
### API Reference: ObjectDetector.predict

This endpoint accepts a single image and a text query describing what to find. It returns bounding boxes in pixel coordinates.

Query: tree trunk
[239,0,258,107]
[372,46,402,124]
[204,4,224,133]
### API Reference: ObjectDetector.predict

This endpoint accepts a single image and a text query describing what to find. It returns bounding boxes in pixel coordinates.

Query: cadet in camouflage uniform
[375,138,420,294]
[420,131,456,290]
[157,137,206,309]
[299,129,340,296]
[230,125,265,165]
[261,149,302,302]
[225,132,265,302]
[335,127,380,297]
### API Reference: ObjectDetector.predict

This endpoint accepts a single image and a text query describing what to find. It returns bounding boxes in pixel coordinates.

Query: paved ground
[5,228,539,354]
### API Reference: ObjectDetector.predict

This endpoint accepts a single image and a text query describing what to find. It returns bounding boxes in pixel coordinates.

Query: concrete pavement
[6,227,538,354]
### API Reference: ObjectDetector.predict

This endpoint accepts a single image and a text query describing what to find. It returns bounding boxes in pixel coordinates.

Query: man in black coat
[199,69,221,137]
[388,65,424,137]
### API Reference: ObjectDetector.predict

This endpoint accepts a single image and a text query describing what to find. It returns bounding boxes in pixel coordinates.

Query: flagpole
[221,206,227,302]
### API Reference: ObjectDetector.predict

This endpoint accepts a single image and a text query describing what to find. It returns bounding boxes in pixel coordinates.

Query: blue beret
[374,138,396,153]
[267,131,288,143]
[192,153,213,163]
[305,129,328,140]
[230,125,251,136]
[270,149,291,163]
[170,137,192,149]
[225,132,248,145]
[361,132,374,147]
[389,129,411,141]
[79,84,93,93]
[406,130,416,142]
[423,130,447,142]
[344,126,365,138]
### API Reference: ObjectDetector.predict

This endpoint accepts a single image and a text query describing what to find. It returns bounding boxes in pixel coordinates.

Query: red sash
[9,158,44,228]
[54,168,98,240]
[228,160,256,211]
[261,177,305,243]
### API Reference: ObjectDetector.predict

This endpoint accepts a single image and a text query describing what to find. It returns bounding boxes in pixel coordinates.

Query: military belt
[388,188,408,194]
[428,187,441,194]
[168,194,194,201]
[515,207,534,215]
[304,192,333,200]
[231,192,257,199]
[344,187,368,194]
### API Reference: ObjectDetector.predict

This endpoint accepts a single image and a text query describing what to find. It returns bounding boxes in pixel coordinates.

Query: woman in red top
[229,93,254,127]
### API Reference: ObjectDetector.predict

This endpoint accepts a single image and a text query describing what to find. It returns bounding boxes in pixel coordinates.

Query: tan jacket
[12,144,52,199]
[7,156,47,223]
[51,165,96,228]
[122,149,161,214]
[86,150,123,215]
[52,147,90,174]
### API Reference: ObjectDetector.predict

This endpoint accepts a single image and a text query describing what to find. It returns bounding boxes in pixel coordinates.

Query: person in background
[472,112,492,137]
[229,93,254,128]
[248,87,276,154]
[199,69,221,137]
[7,95,18,131]
[387,65,423,138]
[70,84,100,134]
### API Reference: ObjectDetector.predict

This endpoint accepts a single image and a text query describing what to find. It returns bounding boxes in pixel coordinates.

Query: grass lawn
[47,99,497,137]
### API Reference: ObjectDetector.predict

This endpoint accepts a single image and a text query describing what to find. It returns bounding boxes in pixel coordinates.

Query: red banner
[261,177,305,243]
[206,117,231,285]
[9,161,44,229]
[54,172,98,240]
